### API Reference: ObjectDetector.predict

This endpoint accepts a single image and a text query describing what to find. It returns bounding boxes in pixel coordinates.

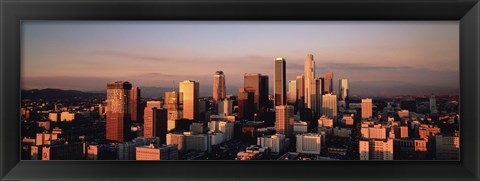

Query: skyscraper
[213,71,226,104]
[244,73,269,111]
[324,71,333,94]
[179,80,199,121]
[129,87,141,122]
[321,93,337,119]
[275,105,294,137]
[287,80,297,108]
[339,79,349,101]
[362,98,373,119]
[163,91,183,131]
[106,81,132,142]
[260,75,269,110]
[143,107,168,144]
[237,87,254,120]
[430,94,437,113]
[304,54,315,110]
[274,57,286,106]
[315,77,324,116]
[296,75,305,113]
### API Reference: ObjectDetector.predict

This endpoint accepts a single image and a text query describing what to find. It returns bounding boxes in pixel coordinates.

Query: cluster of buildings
[21,53,460,160]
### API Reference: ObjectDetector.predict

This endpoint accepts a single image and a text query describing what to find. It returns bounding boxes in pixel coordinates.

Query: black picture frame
[1,0,479,180]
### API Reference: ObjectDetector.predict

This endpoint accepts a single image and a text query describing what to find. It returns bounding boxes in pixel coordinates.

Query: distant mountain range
[21,89,105,100]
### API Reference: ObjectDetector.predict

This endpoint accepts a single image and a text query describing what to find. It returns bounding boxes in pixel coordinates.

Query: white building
[296,133,322,155]
[361,123,387,140]
[257,134,286,153]
[321,93,337,119]
[359,139,393,160]
[293,121,308,134]
[208,121,234,141]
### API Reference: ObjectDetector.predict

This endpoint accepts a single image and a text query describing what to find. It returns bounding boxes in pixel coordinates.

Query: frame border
[1,0,479,180]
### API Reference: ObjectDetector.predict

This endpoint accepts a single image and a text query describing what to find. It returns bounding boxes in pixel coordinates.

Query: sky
[21,21,459,97]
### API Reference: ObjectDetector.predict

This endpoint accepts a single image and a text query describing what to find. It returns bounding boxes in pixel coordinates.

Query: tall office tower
[106,81,132,142]
[315,77,324,116]
[361,98,373,119]
[296,75,305,113]
[274,57,287,106]
[164,91,183,131]
[429,94,437,113]
[129,87,141,122]
[237,87,254,120]
[287,80,297,107]
[275,105,294,137]
[244,73,269,111]
[359,139,394,160]
[324,71,333,94]
[260,75,269,109]
[321,93,337,119]
[143,107,168,144]
[339,79,349,101]
[179,80,199,121]
[213,71,226,104]
[304,54,315,111]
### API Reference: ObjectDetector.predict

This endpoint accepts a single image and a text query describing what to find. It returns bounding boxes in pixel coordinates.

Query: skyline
[21,21,459,97]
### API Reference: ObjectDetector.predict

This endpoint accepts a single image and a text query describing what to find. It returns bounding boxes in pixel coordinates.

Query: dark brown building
[129,87,141,122]
[143,107,168,144]
[106,81,132,142]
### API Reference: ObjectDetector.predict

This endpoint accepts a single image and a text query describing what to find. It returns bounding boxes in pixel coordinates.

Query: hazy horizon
[21,21,459,97]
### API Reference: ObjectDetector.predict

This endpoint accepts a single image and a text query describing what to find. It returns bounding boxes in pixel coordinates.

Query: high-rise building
[213,71,226,104]
[287,80,297,107]
[237,87,254,120]
[324,71,333,94]
[260,75,269,110]
[106,81,132,142]
[321,93,337,119]
[361,98,373,119]
[275,105,294,137]
[129,87,141,122]
[143,107,168,144]
[296,133,322,154]
[274,57,286,106]
[217,98,233,116]
[296,75,305,113]
[314,77,324,115]
[164,91,183,131]
[304,54,315,110]
[136,144,178,160]
[179,80,199,121]
[430,94,437,113]
[339,79,349,101]
[244,73,269,111]
[359,139,394,160]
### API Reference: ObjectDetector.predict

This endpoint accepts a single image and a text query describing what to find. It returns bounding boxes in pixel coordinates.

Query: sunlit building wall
[179,80,199,121]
